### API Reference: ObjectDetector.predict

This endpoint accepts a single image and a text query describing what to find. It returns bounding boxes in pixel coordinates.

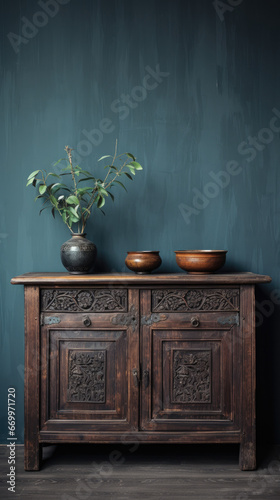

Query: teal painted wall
[1,0,280,444]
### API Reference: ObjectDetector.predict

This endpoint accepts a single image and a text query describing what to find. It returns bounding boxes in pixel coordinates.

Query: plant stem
[65,146,77,190]
[65,146,85,231]
[104,157,127,189]
[81,189,99,231]
[103,139,118,185]
[57,206,72,232]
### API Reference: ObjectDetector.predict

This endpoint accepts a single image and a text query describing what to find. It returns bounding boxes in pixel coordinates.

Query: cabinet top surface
[11,272,272,285]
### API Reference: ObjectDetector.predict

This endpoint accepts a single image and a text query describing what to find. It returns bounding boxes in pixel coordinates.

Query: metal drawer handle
[143,370,149,389]
[191,317,200,327]
[83,316,91,327]
[132,369,139,387]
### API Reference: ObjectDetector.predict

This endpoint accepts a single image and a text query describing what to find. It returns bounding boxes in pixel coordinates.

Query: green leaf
[127,166,136,175]
[78,176,96,183]
[70,206,80,217]
[47,173,61,179]
[114,180,127,192]
[39,207,49,215]
[26,178,35,186]
[98,187,108,197]
[27,170,40,180]
[51,182,70,192]
[98,155,111,162]
[126,153,136,161]
[97,195,105,208]
[50,187,61,194]
[108,191,115,201]
[76,187,93,195]
[53,158,66,166]
[129,161,143,170]
[104,165,118,171]
[35,194,43,201]
[62,211,68,223]
[49,195,58,206]
[78,169,93,177]
[39,184,47,195]
[50,183,60,192]
[124,172,133,180]
[69,214,80,223]
[66,195,79,205]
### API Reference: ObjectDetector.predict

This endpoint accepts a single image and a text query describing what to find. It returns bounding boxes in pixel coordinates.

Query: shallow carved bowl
[174,250,227,274]
[125,251,162,274]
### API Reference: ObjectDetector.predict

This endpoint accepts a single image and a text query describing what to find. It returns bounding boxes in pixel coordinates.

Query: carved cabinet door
[40,287,139,433]
[140,288,242,432]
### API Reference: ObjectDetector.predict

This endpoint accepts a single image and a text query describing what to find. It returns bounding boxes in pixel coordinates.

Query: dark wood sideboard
[11,272,271,471]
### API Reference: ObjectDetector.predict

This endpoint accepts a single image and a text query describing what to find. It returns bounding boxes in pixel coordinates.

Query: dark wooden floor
[0,444,280,499]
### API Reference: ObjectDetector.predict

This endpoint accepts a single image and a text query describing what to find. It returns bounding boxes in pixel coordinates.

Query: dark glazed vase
[60,233,97,274]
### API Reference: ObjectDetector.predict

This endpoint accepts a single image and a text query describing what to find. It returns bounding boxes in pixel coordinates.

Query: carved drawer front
[151,288,239,313]
[40,329,136,433]
[41,288,128,313]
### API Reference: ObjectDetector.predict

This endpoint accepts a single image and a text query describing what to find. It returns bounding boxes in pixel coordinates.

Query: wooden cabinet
[11,272,271,471]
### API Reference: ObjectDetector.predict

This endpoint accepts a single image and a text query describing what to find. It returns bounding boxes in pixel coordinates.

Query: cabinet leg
[24,286,41,471]
[239,439,256,471]
[24,441,42,471]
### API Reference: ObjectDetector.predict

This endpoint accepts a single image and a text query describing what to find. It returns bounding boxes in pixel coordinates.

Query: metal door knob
[83,316,91,327]
[191,317,200,327]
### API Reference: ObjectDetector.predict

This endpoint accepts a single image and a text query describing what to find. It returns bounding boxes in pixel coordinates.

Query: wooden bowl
[125,251,162,274]
[174,250,227,274]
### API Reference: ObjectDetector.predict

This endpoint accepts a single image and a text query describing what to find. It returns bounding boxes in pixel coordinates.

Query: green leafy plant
[26,142,143,233]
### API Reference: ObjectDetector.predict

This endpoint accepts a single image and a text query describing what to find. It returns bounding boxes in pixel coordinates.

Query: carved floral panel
[172,350,211,403]
[67,350,106,403]
[152,288,239,312]
[41,288,127,312]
